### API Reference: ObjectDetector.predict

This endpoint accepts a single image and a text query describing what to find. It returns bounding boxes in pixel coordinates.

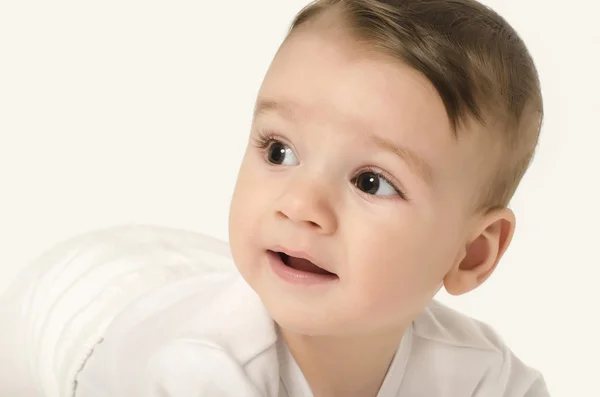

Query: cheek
[228,153,280,278]
[229,158,262,267]
[229,153,267,227]
[343,215,449,321]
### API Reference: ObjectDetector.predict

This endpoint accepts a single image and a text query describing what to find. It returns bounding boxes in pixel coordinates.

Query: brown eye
[354,172,379,194]
[352,170,400,197]
[266,140,297,165]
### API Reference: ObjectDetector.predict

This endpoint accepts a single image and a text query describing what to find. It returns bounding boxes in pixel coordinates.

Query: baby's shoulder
[405,300,548,396]
[414,300,507,352]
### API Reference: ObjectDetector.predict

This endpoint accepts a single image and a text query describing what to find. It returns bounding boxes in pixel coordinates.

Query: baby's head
[229,0,542,336]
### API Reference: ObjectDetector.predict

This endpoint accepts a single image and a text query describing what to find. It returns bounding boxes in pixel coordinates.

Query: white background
[1,1,598,395]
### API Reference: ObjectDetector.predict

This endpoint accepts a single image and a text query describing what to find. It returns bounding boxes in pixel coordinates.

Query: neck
[280,325,408,397]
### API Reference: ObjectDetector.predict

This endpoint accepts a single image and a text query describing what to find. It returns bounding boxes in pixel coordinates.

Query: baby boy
[75,1,549,396]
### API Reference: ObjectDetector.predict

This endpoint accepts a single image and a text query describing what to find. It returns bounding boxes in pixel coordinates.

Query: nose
[275,177,338,235]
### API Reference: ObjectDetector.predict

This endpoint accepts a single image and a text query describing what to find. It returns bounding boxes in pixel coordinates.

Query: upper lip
[269,245,336,275]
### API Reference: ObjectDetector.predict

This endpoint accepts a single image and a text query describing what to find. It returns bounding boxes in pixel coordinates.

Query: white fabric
[0,225,232,397]
[278,304,550,397]
[0,225,550,397]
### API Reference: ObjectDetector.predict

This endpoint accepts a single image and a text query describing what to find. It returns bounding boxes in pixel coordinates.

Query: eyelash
[357,166,407,200]
[251,129,408,200]
[251,129,280,151]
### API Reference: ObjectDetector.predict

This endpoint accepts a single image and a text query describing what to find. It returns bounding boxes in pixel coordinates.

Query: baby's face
[229,27,484,336]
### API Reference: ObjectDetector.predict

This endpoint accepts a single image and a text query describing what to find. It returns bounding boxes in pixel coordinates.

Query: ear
[444,208,516,296]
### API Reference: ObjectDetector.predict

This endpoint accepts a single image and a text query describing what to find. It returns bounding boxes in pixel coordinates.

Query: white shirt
[75,267,549,397]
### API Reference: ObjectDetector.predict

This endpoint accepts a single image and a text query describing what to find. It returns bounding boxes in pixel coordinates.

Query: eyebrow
[254,99,298,122]
[367,133,434,186]
[253,98,434,186]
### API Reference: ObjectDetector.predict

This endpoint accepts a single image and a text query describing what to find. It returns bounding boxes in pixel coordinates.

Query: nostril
[275,210,322,229]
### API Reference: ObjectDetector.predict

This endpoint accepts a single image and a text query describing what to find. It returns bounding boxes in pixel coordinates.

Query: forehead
[257,29,476,180]
[263,31,447,130]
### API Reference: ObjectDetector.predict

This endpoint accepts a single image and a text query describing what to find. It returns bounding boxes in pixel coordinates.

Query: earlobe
[444,208,516,296]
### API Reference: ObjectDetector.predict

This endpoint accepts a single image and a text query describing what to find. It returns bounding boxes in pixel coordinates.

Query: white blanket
[0,225,233,397]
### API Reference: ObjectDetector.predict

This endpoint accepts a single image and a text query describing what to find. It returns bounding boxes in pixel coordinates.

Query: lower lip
[267,251,339,286]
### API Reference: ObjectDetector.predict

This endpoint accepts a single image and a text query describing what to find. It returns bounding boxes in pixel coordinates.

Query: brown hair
[288,0,543,211]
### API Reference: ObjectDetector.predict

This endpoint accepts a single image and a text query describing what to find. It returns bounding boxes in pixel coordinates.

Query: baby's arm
[75,338,263,397]
[144,339,264,397]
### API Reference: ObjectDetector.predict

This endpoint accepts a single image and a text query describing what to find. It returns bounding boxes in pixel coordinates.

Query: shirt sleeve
[75,339,265,397]
[141,339,265,397]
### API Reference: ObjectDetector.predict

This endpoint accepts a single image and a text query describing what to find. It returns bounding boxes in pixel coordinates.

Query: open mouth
[274,251,337,277]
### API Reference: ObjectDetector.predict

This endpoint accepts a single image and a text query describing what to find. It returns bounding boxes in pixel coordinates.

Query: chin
[260,293,346,336]
[271,310,331,336]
